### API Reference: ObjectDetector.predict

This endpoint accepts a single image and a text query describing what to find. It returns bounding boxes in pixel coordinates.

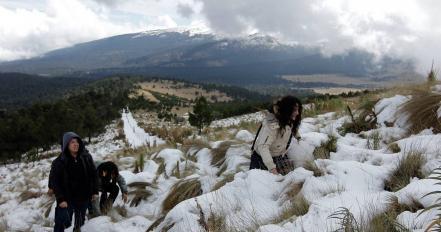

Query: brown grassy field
[132,80,233,103]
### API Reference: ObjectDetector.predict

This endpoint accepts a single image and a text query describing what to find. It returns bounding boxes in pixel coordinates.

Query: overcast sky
[1,0,440,72]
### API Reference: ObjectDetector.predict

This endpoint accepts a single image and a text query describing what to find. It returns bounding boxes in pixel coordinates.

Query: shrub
[340,100,378,135]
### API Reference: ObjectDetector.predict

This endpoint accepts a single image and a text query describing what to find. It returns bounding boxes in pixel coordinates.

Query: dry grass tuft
[127,181,155,189]
[206,211,228,232]
[367,196,414,232]
[182,138,210,155]
[385,151,425,192]
[152,157,167,183]
[143,125,194,145]
[340,101,378,135]
[113,205,128,217]
[129,188,153,207]
[133,152,145,173]
[212,173,235,191]
[43,196,55,218]
[420,167,441,231]
[387,143,401,153]
[304,97,345,117]
[211,141,235,167]
[162,178,202,213]
[398,90,441,134]
[303,160,324,177]
[367,131,382,150]
[329,207,362,232]
[145,215,166,232]
[273,183,309,224]
[115,119,125,141]
[19,190,43,203]
[0,218,7,232]
[313,135,337,160]
[195,198,228,232]
[427,61,438,83]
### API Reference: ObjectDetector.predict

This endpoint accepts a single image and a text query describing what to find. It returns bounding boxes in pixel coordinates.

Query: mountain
[0,28,419,86]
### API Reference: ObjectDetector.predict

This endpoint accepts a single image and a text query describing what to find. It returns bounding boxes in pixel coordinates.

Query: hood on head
[61,132,85,154]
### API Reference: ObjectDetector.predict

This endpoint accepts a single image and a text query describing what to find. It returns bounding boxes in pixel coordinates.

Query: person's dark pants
[249,151,269,170]
[100,184,119,212]
[54,201,88,232]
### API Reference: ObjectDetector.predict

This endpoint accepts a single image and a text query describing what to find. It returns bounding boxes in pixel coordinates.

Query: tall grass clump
[313,135,337,160]
[367,131,382,150]
[384,150,425,192]
[398,90,441,134]
[339,98,378,135]
[329,197,412,232]
[127,181,155,207]
[368,196,414,232]
[427,60,438,83]
[162,178,202,213]
[211,141,235,168]
[419,167,441,232]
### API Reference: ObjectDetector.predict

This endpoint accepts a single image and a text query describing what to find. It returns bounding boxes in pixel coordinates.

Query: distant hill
[0,72,93,110]
[0,29,420,86]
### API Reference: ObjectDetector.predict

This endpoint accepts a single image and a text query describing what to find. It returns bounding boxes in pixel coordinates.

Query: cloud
[194,0,441,71]
[87,0,121,7]
[0,0,181,61]
[157,15,178,28]
[177,3,194,18]
[0,0,134,61]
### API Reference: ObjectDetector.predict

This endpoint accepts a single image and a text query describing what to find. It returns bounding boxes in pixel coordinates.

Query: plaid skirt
[249,151,294,175]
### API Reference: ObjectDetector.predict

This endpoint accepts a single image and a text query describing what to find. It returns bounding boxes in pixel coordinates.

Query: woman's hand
[122,193,128,203]
[59,201,68,208]
[270,168,278,175]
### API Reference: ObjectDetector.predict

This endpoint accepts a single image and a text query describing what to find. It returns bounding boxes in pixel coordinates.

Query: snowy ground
[1,95,441,231]
[122,110,165,148]
[210,111,265,128]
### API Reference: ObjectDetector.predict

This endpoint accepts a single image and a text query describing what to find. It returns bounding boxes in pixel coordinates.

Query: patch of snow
[235,130,255,142]
[122,110,165,148]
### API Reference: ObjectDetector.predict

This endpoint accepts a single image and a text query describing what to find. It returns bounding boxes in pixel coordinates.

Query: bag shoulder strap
[285,130,294,150]
[251,123,263,151]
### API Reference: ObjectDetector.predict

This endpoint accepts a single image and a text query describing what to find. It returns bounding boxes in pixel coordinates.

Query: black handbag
[249,124,294,175]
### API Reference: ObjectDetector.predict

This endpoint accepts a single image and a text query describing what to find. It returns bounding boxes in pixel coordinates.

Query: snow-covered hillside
[1,94,441,232]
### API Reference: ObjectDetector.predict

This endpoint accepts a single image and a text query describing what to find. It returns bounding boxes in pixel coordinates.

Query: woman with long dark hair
[250,95,302,175]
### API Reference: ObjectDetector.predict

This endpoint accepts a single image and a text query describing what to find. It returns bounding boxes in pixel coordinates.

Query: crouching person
[96,161,128,214]
[250,96,302,175]
[50,132,98,232]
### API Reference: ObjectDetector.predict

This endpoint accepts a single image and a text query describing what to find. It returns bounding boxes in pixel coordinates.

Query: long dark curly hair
[269,95,302,134]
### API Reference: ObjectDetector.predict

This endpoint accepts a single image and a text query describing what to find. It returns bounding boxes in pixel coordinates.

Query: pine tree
[189,97,213,134]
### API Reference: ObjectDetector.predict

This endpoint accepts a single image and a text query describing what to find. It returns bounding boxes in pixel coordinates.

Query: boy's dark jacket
[48,132,98,203]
